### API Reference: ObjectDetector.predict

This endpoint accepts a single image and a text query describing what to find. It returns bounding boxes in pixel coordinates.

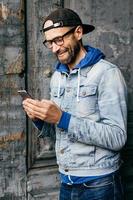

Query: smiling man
[23,8,127,200]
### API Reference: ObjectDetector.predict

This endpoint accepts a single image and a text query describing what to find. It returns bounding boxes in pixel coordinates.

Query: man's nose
[52,42,60,53]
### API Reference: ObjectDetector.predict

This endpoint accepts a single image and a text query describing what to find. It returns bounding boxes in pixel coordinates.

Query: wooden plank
[0,0,26,199]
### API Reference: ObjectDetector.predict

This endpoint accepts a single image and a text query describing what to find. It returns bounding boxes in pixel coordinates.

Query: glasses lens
[43,27,76,48]
[43,37,63,49]
[54,37,64,46]
[43,40,52,48]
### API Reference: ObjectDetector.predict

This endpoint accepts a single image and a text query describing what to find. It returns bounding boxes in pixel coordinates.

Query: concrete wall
[0,0,26,199]
[0,0,133,199]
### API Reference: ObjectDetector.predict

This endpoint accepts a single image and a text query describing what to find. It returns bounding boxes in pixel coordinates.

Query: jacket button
[82,91,86,96]
[66,88,70,92]
[60,149,64,154]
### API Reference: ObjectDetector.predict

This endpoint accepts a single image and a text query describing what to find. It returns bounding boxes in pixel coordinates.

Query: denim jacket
[38,54,127,177]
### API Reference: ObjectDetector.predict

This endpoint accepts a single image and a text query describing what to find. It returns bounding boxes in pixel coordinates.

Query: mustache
[56,48,69,56]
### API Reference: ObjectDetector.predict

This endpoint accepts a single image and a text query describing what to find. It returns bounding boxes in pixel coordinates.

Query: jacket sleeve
[59,68,127,151]
[33,119,55,138]
[33,119,44,131]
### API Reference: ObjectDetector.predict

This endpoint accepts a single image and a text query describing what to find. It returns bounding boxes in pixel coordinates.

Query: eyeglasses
[43,27,76,49]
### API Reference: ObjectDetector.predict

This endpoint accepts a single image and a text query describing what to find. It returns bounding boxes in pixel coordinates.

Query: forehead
[43,20,71,40]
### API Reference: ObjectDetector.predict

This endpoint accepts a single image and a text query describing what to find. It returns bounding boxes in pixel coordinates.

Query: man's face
[43,20,82,66]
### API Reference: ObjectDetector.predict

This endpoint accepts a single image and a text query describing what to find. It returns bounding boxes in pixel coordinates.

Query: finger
[24,104,47,120]
[24,98,41,106]
[27,112,36,120]
[23,99,43,113]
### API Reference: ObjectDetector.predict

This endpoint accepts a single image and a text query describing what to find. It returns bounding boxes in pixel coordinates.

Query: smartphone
[18,89,32,99]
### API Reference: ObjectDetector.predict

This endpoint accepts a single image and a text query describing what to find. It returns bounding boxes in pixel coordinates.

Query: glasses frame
[43,27,76,49]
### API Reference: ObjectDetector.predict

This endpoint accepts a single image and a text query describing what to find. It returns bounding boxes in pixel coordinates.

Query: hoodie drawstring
[77,68,80,102]
[57,73,61,98]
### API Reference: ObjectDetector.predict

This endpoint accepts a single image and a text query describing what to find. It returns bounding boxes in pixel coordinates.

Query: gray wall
[0,0,26,199]
[0,0,133,199]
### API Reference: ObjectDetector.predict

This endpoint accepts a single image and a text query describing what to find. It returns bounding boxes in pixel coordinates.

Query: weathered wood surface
[0,0,133,199]
[0,0,26,199]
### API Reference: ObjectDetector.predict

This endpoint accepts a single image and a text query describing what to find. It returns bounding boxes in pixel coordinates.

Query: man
[23,8,127,200]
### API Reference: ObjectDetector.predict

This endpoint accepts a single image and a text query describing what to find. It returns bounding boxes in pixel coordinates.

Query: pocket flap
[79,85,97,97]
[51,87,65,97]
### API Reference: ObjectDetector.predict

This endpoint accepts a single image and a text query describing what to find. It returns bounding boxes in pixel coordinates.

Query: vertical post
[60,0,64,7]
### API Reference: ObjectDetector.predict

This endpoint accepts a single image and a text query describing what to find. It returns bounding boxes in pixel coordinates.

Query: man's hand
[22,98,62,124]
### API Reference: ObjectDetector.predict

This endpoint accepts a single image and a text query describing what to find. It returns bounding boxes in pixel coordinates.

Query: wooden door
[26,0,63,199]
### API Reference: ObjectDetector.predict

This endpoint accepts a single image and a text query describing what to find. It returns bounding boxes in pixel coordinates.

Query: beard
[55,41,81,65]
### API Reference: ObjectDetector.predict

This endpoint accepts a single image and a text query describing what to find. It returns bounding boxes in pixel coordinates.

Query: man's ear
[74,26,83,41]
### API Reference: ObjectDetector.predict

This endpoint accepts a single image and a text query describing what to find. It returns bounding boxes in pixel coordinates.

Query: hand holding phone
[18,90,32,100]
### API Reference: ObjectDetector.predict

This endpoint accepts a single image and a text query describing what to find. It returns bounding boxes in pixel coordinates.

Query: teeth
[59,51,66,55]
[58,53,65,56]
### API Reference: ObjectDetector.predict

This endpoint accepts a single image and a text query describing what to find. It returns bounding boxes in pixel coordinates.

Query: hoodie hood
[55,45,105,73]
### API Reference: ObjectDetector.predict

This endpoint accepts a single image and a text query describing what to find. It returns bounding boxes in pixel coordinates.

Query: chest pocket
[79,85,97,97]
[75,85,98,117]
[50,87,65,106]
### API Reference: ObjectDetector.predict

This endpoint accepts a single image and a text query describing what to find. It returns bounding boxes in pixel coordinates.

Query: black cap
[41,8,95,34]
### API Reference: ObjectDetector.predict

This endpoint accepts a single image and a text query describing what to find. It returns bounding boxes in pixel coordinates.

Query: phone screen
[18,90,32,99]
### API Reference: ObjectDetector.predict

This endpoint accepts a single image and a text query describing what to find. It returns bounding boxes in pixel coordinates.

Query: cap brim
[82,24,95,34]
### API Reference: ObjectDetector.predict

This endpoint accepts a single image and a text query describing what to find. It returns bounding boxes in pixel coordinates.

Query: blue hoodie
[57,45,105,130]
[56,45,105,73]
[34,45,105,131]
